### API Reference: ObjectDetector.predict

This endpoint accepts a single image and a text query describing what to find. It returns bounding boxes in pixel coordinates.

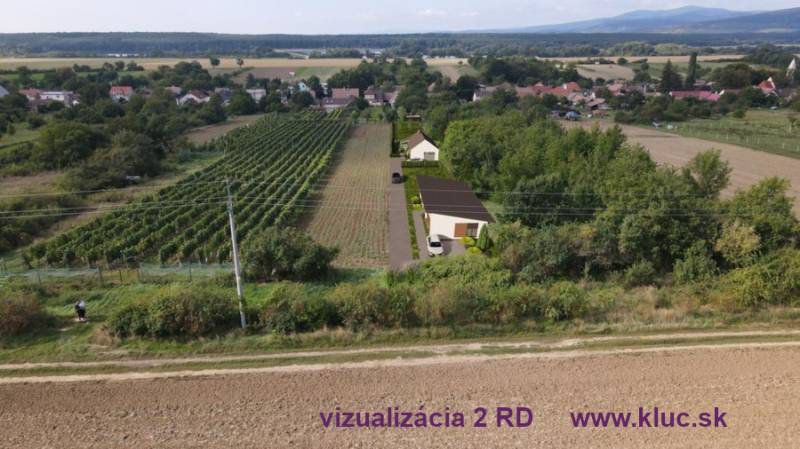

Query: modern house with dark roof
[402,130,440,161]
[417,176,494,239]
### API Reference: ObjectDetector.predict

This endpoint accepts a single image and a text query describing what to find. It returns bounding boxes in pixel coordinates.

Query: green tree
[227,90,258,115]
[34,121,108,169]
[725,177,799,251]
[658,60,683,93]
[684,52,699,88]
[715,220,761,267]
[681,149,731,199]
[242,227,338,282]
[196,95,227,124]
[209,56,221,68]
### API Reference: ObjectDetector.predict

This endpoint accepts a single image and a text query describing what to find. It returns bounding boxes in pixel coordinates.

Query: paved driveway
[413,210,466,258]
[388,158,413,269]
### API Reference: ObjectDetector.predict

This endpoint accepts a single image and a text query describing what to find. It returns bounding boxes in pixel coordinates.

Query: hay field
[542,54,745,63]
[575,64,636,80]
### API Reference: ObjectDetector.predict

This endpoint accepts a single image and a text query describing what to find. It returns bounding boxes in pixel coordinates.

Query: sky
[0,0,797,34]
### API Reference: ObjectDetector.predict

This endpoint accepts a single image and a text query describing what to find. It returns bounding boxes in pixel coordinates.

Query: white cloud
[418,9,446,17]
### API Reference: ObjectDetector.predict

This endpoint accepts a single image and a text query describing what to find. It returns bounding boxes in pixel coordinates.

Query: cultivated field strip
[302,124,391,268]
[29,111,351,266]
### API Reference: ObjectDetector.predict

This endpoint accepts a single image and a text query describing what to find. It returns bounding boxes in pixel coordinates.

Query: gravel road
[1,344,798,448]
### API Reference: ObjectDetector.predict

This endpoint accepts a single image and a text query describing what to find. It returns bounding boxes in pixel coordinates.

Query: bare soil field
[565,120,800,213]
[0,57,469,71]
[575,63,635,80]
[185,114,265,144]
[1,343,798,448]
[301,123,391,268]
[543,54,745,63]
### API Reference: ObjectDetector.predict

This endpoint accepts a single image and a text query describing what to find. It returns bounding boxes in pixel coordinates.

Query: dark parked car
[392,172,403,184]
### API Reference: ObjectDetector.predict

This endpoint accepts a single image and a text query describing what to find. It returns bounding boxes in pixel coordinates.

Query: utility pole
[226,179,247,329]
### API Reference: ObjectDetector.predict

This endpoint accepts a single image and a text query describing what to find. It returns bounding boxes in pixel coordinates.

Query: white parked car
[427,234,444,257]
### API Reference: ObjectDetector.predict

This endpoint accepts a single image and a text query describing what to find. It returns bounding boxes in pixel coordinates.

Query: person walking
[75,299,87,322]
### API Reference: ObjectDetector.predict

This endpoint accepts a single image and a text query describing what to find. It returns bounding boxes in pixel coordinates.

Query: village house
[109,86,135,103]
[363,86,385,106]
[417,176,494,240]
[384,87,400,107]
[473,82,583,102]
[0,84,9,98]
[321,97,354,112]
[178,90,210,105]
[246,88,267,102]
[214,87,234,105]
[165,86,183,97]
[757,77,778,96]
[402,130,440,161]
[669,90,721,102]
[40,91,77,106]
[20,88,42,101]
[331,87,359,99]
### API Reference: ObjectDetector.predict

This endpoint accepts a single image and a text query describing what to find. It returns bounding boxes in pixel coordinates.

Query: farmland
[565,118,800,213]
[302,123,391,268]
[23,112,351,267]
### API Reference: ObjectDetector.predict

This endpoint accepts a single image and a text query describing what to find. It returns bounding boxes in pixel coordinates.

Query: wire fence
[0,262,234,286]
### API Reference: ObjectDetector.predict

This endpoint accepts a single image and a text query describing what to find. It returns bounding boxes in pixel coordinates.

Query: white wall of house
[427,213,488,239]
[409,140,440,161]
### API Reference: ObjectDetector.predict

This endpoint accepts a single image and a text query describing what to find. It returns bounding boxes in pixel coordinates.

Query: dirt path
[302,123,391,268]
[1,342,798,448]
[567,120,800,213]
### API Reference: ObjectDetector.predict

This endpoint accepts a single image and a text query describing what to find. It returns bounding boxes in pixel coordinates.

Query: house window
[424,151,436,161]
[466,223,479,238]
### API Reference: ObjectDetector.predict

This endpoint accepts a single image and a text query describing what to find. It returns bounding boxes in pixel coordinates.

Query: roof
[417,176,494,223]
[109,86,134,96]
[403,130,436,150]
[0,85,8,97]
[331,87,359,99]
[669,90,721,101]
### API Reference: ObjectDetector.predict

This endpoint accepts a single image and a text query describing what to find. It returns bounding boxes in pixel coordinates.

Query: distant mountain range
[485,6,800,34]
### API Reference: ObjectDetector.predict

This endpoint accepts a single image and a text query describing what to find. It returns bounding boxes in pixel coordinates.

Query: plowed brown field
[1,343,798,448]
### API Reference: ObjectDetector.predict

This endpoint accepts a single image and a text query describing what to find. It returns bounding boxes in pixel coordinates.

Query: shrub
[544,281,587,321]
[728,249,800,308]
[107,287,238,339]
[485,284,546,324]
[623,260,656,288]
[0,291,52,338]
[715,220,760,267]
[243,227,339,282]
[674,241,718,284]
[259,282,337,333]
[329,280,391,330]
[415,282,484,326]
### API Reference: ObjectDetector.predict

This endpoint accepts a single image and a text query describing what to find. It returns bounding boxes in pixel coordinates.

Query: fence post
[97,267,104,285]
[188,263,193,283]
[119,269,123,284]
[36,269,42,287]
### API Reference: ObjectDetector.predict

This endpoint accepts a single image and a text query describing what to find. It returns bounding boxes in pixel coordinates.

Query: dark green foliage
[674,241,718,284]
[107,287,238,339]
[242,227,339,282]
[658,60,683,93]
[33,121,108,169]
[227,90,259,115]
[724,177,799,251]
[622,260,656,288]
[258,282,338,333]
[196,94,227,125]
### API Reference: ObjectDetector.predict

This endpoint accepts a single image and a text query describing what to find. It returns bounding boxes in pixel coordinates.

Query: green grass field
[663,109,800,159]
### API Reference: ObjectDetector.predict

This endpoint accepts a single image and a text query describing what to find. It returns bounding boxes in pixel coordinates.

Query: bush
[623,260,656,288]
[243,227,339,282]
[415,282,484,326]
[259,282,337,333]
[330,280,392,330]
[544,282,587,321]
[0,291,52,338]
[107,287,238,339]
[674,241,718,284]
[728,249,800,308]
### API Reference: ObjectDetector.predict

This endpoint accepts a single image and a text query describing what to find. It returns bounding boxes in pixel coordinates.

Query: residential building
[0,85,9,98]
[669,90,721,102]
[109,86,135,103]
[331,87,359,99]
[417,176,494,239]
[321,97,354,112]
[363,86,385,106]
[214,87,233,105]
[757,77,778,96]
[402,130,440,161]
[246,88,267,102]
[179,90,210,105]
[40,91,77,106]
[20,88,42,101]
